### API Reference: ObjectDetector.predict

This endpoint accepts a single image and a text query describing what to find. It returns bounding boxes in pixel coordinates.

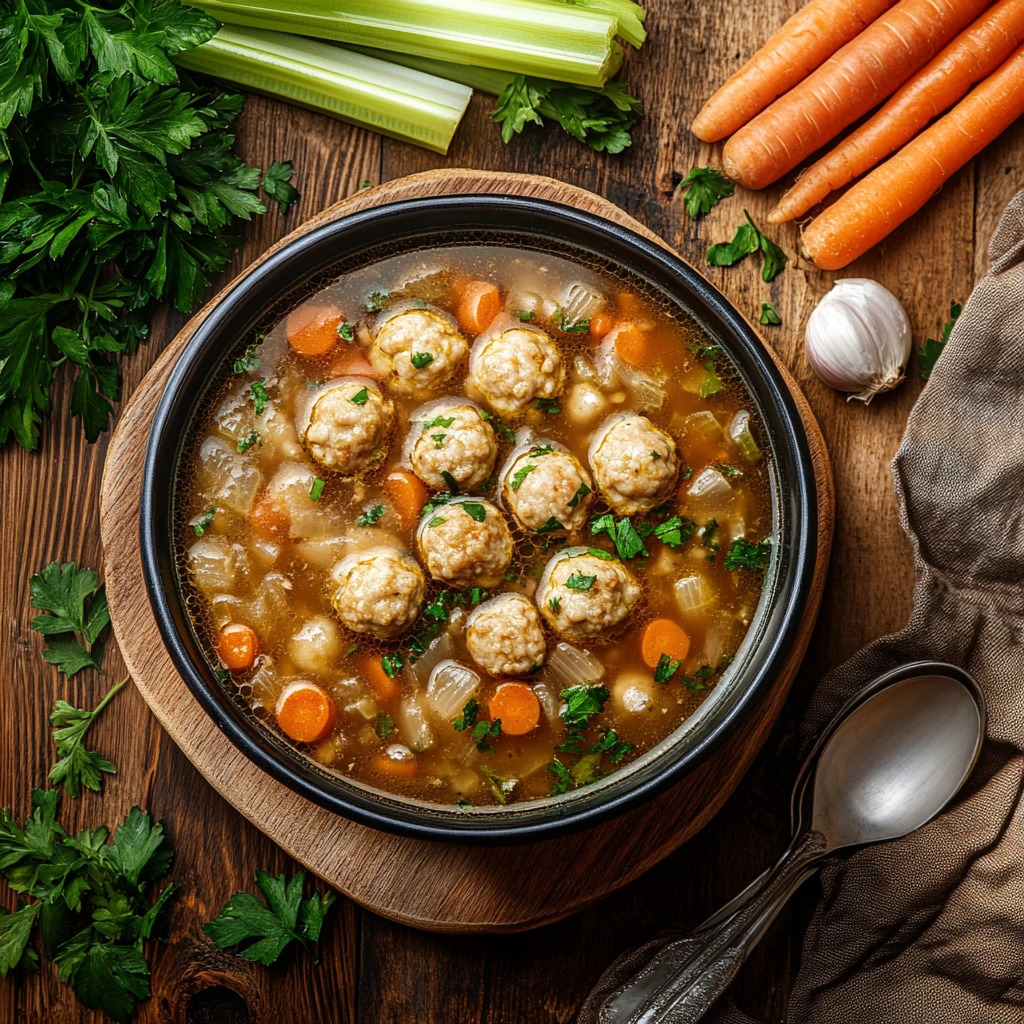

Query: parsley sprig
[29,562,111,678]
[679,167,734,218]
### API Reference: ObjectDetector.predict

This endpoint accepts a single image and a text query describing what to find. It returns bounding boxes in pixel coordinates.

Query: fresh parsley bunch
[0,0,298,449]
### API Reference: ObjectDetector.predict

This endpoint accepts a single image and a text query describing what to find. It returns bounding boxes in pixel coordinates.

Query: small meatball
[537,550,641,640]
[408,402,497,491]
[370,308,468,394]
[467,326,564,418]
[612,671,657,714]
[416,498,512,588]
[501,443,593,534]
[288,614,342,675]
[566,381,610,427]
[329,546,425,638]
[299,378,393,476]
[589,412,679,514]
[466,594,547,676]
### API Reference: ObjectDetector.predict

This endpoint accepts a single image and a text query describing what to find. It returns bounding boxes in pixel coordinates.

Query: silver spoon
[593,661,985,1024]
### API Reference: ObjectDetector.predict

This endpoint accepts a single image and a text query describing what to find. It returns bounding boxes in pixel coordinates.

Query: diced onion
[561,282,606,325]
[728,410,762,461]
[531,680,560,722]
[686,467,734,511]
[677,410,722,444]
[406,630,454,686]
[673,575,706,615]
[594,336,666,411]
[426,659,481,720]
[542,642,604,690]
[398,695,436,752]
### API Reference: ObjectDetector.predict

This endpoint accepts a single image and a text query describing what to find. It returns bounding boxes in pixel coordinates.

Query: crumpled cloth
[579,189,1024,1024]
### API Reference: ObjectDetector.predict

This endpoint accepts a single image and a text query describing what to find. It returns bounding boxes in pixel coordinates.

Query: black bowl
[141,194,818,844]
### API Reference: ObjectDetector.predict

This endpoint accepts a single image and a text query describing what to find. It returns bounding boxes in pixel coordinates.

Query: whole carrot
[770,0,1024,222]
[802,44,1024,269]
[722,0,997,190]
[691,0,899,143]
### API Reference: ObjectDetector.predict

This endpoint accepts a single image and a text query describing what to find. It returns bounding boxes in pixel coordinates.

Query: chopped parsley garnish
[689,342,722,361]
[536,397,561,415]
[653,516,696,548]
[654,654,681,684]
[460,502,487,523]
[423,415,455,431]
[480,765,515,802]
[375,713,395,739]
[431,433,447,448]
[452,696,479,729]
[591,513,647,560]
[651,450,661,460]
[556,311,590,333]
[548,596,561,613]
[706,211,787,282]
[440,470,460,494]
[337,321,355,341]
[357,504,385,526]
[411,352,434,369]
[679,166,735,218]
[567,481,592,508]
[350,387,369,406]
[249,381,270,415]
[479,408,516,443]
[724,537,772,571]
[510,464,536,490]
[365,290,388,313]
[590,728,632,764]
[428,516,447,528]
[548,758,572,796]
[49,676,128,797]
[556,684,611,755]
[680,665,714,692]
[307,380,322,389]
[715,463,742,477]
[421,491,455,517]
[381,653,404,679]
[472,718,502,753]
[587,547,615,561]
[481,474,498,492]
[564,572,596,592]
[193,507,218,537]
[234,344,261,374]
[528,444,555,457]
[535,517,566,534]
[919,301,962,380]
[760,302,782,326]
[237,430,261,453]
[309,478,325,501]
[700,518,720,552]
[682,466,694,480]
[517,309,535,322]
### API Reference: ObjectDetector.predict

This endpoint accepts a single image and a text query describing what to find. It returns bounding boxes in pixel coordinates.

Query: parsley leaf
[233,344,260,374]
[203,869,335,965]
[249,381,270,415]
[548,596,562,612]
[472,718,502,753]
[349,387,369,406]
[337,321,355,342]
[510,464,536,490]
[260,160,300,214]
[759,301,782,326]
[365,290,388,313]
[356,503,385,526]
[308,478,325,501]
[29,562,110,678]
[192,507,217,535]
[50,677,128,798]
[374,713,394,739]
[567,481,591,508]
[410,351,434,369]
[0,901,41,977]
[422,415,455,431]
[492,75,643,154]
[479,408,516,443]
[565,572,596,591]
[919,301,962,380]
[749,211,788,283]
[706,223,759,267]
[723,537,772,571]
[460,502,487,523]
[517,309,535,322]
[237,429,260,453]
[591,513,647,560]
[381,653,403,679]
[479,766,516,804]
[548,758,572,796]
[679,167,734,218]
[654,654,681,684]
[652,515,696,548]
[440,470,461,494]
[453,698,481,731]
[536,396,561,414]
[535,516,566,535]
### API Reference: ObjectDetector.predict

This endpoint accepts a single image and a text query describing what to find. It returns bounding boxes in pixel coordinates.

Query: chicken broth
[176,244,772,808]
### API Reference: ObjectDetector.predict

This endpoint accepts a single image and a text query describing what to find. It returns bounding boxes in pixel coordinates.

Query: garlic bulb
[805,279,912,403]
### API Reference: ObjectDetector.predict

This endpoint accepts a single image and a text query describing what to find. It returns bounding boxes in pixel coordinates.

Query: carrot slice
[802,45,1024,269]
[613,323,651,367]
[589,310,615,339]
[769,0,1024,223]
[276,682,337,744]
[384,469,427,529]
[641,619,691,669]
[249,495,289,538]
[456,281,501,334]
[327,347,376,379]
[371,753,418,777]
[359,653,399,701]
[218,622,260,672]
[721,0,995,190]
[488,682,541,737]
[286,302,342,358]
[691,0,899,143]
[615,291,643,317]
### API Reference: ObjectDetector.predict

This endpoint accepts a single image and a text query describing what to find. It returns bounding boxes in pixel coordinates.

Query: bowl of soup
[141,195,818,843]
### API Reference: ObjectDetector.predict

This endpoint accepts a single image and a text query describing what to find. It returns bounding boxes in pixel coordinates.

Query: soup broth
[176,244,772,808]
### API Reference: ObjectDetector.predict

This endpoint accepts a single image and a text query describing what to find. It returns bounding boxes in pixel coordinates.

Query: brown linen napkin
[579,188,1024,1024]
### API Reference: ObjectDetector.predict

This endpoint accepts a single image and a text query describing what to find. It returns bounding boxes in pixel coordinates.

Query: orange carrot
[722,0,995,190]
[770,0,1024,223]
[488,682,541,736]
[286,302,342,358]
[276,682,337,744]
[456,281,502,334]
[384,468,427,529]
[359,653,400,701]
[612,323,652,367]
[615,291,643,317]
[371,753,418,777]
[692,0,899,143]
[249,495,289,537]
[802,45,1024,269]
[589,310,615,339]
[218,622,260,672]
[641,618,691,669]
[327,347,377,378]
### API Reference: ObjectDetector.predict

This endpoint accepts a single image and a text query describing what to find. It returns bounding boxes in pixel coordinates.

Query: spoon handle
[596,830,828,1024]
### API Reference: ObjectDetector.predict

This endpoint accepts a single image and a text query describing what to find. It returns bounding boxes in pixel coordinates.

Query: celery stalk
[188,0,619,87]
[540,0,646,48]
[174,27,471,154]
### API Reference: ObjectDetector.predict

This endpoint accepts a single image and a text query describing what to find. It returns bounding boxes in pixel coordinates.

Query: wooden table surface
[2,0,1021,1019]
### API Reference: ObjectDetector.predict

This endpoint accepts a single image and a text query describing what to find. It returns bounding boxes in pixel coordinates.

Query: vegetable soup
[176,245,773,808]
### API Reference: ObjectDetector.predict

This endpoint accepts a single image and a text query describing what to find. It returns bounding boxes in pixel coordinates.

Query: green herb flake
[511,464,537,491]
[548,595,561,613]
[653,516,696,549]
[49,676,128,798]
[586,547,615,561]
[309,478,325,501]
[336,321,355,342]
[381,653,404,679]
[535,517,566,535]
[654,654,681,684]
[700,518,720,553]
[234,344,261,374]
[759,302,782,326]
[249,381,270,415]
[567,480,592,508]
[431,433,446,449]
[29,562,111,679]
[375,713,395,739]
[440,470,461,494]
[261,160,301,214]
[479,409,516,443]
[682,466,694,480]
[365,290,388,313]
[479,765,516,803]
[564,572,597,592]
[193,507,218,536]
[517,309,535,322]
[536,396,561,415]
[651,450,661,460]
[237,430,261,454]
[357,504,385,526]
[423,415,455,431]
[460,502,487,523]
[548,758,573,796]
[679,166,735,218]
[428,516,447,528]
[453,698,481,732]
[556,313,590,334]
[472,718,502,753]
[350,387,369,406]
[411,352,434,369]
[724,537,772,572]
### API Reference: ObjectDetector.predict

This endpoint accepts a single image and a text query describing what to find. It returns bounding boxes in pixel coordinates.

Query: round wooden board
[99,169,833,935]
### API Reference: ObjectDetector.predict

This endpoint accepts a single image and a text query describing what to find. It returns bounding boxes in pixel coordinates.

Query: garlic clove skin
[805,278,912,404]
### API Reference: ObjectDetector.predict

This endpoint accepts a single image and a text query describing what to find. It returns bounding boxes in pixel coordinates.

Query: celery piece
[189,0,620,87]
[174,27,471,154]
[540,0,646,47]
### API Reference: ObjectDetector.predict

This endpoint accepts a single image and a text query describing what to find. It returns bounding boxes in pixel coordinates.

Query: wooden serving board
[99,169,833,935]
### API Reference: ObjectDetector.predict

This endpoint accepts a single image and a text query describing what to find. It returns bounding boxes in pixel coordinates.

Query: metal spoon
[593,661,985,1024]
